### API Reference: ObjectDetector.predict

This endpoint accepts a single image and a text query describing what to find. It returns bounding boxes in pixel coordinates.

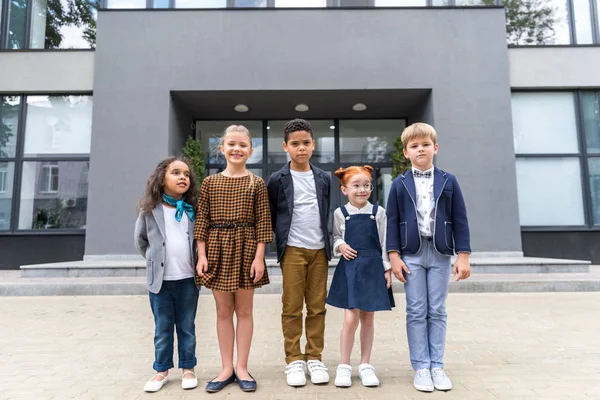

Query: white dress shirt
[413,166,435,238]
[333,201,391,271]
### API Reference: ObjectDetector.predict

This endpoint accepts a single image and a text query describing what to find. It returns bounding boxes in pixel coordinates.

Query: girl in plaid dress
[195,125,272,393]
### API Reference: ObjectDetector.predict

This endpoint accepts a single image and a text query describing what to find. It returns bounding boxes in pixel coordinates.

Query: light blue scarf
[161,194,195,222]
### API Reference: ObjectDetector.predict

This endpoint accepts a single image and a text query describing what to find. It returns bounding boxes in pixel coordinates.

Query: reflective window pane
[175,0,225,7]
[7,0,27,49]
[196,121,263,164]
[106,0,146,8]
[582,92,600,154]
[18,161,89,230]
[549,0,571,44]
[376,167,392,209]
[0,162,15,230]
[589,158,600,225]
[153,0,170,7]
[516,158,584,226]
[267,120,334,164]
[375,0,426,6]
[24,96,93,157]
[455,0,487,4]
[275,0,325,6]
[233,0,266,6]
[339,119,405,163]
[1,96,20,159]
[573,0,593,44]
[511,92,578,154]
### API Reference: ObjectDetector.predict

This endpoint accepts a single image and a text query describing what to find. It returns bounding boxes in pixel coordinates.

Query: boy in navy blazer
[386,123,471,393]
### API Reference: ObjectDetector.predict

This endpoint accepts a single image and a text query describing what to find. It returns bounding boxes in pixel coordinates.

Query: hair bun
[334,167,346,179]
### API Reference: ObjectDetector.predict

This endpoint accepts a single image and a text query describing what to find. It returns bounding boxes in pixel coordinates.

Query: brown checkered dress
[194,173,273,292]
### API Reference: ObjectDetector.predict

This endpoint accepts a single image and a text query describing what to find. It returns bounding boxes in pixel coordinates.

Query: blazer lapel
[151,205,166,239]
[401,170,417,203]
[281,164,294,216]
[433,167,448,201]
[312,164,324,217]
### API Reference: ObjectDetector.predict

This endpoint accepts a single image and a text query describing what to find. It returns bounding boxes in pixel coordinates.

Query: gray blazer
[134,205,197,294]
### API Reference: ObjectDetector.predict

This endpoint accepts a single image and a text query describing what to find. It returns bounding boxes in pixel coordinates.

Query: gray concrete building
[1,1,600,268]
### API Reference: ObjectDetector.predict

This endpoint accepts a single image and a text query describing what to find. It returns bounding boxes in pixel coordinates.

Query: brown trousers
[281,245,329,364]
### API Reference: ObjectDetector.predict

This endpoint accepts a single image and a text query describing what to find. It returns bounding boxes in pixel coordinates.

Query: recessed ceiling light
[234,104,249,112]
[267,126,270,130]
[294,104,309,112]
[352,103,367,111]
[329,125,335,130]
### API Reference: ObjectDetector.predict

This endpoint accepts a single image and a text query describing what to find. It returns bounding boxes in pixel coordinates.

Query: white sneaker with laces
[357,363,379,387]
[143,372,168,392]
[431,368,452,391]
[334,364,352,388]
[285,360,307,387]
[413,368,434,392]
[307,360,330,384]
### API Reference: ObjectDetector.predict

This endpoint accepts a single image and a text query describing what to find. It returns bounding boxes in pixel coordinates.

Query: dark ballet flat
[236,373,257,392]
[205,372,236,393]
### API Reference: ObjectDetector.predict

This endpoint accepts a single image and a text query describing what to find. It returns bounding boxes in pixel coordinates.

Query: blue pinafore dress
[326,204,395,312]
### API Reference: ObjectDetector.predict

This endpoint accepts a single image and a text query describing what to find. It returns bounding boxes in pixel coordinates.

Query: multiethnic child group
[134,118,472,394]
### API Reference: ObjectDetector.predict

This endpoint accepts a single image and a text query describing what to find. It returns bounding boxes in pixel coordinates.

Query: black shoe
[205,372,236,393]
[237,373,257,392]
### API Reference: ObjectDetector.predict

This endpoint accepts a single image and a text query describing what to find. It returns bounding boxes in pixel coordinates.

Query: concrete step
[19,256,591,278]
[2,267,600,296]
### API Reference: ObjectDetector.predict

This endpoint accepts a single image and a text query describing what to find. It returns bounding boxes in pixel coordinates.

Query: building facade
[1,1,600,268]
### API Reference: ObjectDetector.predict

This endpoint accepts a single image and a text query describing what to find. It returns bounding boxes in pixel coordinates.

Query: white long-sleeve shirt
[333,201,391,271]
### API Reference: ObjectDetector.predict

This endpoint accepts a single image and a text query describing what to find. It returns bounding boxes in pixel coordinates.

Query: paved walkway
[1,293,599,399]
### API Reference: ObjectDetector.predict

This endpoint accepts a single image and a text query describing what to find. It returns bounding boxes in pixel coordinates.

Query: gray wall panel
[86,7,520,255]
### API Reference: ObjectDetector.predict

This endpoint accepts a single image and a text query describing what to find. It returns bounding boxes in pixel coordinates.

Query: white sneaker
[357,363,379,387]
[181,370,198,390]
[285,360,307,387]
[431,368,452,391]
[307,360,330,384]
[413,368,434,392]
[334,364,352,388]
[143,372,168,392]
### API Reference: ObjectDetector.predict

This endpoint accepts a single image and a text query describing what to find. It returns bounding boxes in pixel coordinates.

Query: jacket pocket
[399,221,408,250]
[444,222,454,251]
[146,260,154,286]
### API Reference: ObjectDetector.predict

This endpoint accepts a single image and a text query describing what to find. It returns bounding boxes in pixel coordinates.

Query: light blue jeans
[402,238,452,370]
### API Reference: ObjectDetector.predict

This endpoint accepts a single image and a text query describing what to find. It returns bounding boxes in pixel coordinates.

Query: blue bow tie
[413,170,432,178]
[162,194,195,222]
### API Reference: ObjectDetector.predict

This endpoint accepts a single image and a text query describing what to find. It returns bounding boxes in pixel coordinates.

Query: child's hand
[250,257,265,284]
[390,255,410,283]
[384,269,392,289]
[453,253,471,281]
[196,256,208,277]
[339,243,358,261]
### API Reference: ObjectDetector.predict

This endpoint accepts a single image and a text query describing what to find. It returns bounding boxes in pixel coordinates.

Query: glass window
[339,119,405,163]
[550,0,571,44]
[0,162,15,230]
[455,0,487,4]
[24,96,93,157]
[233,0,267,6]
[267,120,334,164]
[376,167,392,208]
[375,0,426,6]
[19,161,89,230]
[1,96,20,159]
[511,92,578,154]
[106,0,146,8]
[7,0,27,49]
[196,121,263,164]
[516,158,585,226]
[582,92,600,154]
[275,0,326,6]
[589,158,600,225]
[573,0,593,44]
[153,0,170,7]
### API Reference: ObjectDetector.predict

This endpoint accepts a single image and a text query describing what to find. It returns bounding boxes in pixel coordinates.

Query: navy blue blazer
[267,162,332,262]
[386,166,471,256]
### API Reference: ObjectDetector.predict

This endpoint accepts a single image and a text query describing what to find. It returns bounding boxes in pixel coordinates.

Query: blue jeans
[149,278,199,371]
[402,238,452,370]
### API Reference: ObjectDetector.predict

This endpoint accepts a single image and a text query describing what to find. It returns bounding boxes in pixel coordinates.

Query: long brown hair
[137,155,199,214]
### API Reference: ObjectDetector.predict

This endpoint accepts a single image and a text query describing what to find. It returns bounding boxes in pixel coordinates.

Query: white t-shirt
[162,205,194,281]
[287,169,325,250]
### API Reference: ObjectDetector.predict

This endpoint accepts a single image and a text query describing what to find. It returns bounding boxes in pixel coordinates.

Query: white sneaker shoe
[285,360,307,387]
[413,368,434,392]
[181,370,198,390]
[357,363,379,387]
[431,368,452,391]
[307,360,330,384]
[143,372,168,392]
[334,364,352,388]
